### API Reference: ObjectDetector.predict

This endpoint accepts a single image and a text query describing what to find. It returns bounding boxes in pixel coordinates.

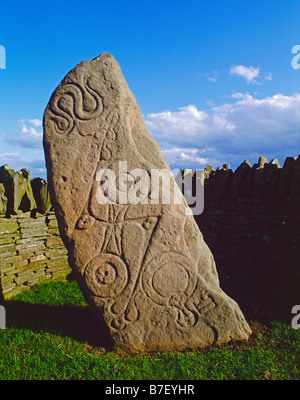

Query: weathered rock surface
[43,53,251,353]
[0,165,36,214]
[0,184,7,215]
[31,178,52,214]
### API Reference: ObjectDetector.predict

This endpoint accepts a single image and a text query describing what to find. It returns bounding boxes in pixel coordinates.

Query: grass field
[0,280,299,380]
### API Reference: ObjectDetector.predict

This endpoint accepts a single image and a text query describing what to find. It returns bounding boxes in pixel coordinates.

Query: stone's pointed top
[204,164,215,172]
[0,164,15,172]
[258,156,268,167]
[232,160,251,176]
[20,169,30,179]
[92,52,115,61]
[182,169,194,176]
[203,164,215,180]
[283,156,297,170]
[89,53,121,70]
[242,160,252,166]
[269,159,280,168]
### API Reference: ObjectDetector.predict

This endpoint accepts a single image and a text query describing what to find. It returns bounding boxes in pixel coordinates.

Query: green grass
[0,280,299,380]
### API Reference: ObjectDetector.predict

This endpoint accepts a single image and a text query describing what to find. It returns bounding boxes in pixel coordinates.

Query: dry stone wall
[184,155,300,322]
[0,165,71,300]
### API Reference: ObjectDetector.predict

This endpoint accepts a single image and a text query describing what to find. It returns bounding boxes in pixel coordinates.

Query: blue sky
[0,0,299,178]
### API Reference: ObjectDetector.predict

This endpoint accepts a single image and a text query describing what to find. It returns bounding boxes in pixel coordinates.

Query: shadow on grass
[3,300,114,351]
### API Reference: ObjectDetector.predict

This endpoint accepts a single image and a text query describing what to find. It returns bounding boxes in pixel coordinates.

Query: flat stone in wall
[0,212,71,299]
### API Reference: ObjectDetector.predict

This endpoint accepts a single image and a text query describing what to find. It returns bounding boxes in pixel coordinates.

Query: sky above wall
[0,0,299,178]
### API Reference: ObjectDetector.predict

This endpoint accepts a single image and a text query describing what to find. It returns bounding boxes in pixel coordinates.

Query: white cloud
[145,104,235,147]
[1,93,299,179]
[161,148,213,170]
[230,65,261,84]
[1,119,46,178]
[145,93,300,170]
[264,72,272,81]
[26,119,42,127]
[229,91,251,99]
[13,119,43,147]
[0,151,21,165]
[207,71,219,82]
[0,151,46,178]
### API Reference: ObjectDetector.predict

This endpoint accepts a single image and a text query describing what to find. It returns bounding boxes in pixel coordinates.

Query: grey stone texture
[43,53,251,353]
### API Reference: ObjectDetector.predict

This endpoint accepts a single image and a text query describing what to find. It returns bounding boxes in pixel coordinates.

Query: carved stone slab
[43,53,251,352]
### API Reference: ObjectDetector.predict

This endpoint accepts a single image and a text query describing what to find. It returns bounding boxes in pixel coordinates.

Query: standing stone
[0,305,5,329]
[0,165,19,214]
[31,178,52,214]
[0,184,7,215]
[0,165,36,214]
[17,169,36,212]
[43,53,251,353]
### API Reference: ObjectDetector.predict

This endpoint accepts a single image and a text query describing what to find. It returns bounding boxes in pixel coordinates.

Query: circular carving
[76,214,95,230]
[142,217,157,230]
[95,262,116,284]
[48,77,104,136]
[142,252,195,306]
[84,253,127,298]
[152,264,189,298]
